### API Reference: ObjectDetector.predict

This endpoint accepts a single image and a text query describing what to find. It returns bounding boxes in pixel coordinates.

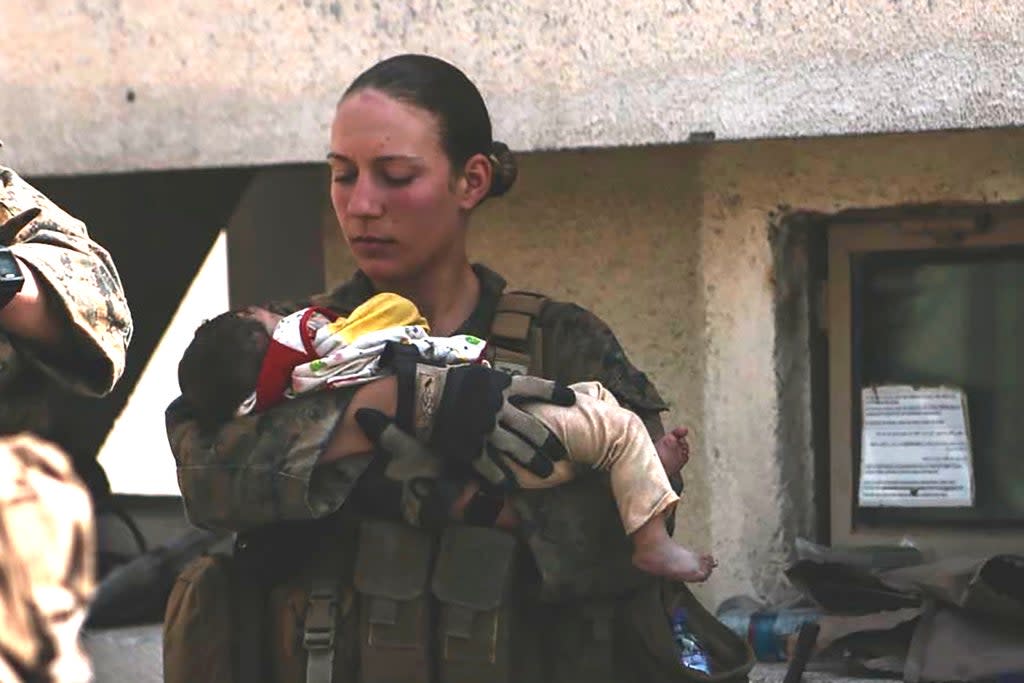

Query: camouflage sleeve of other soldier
[0,165,131,682]
[0,166,132,396]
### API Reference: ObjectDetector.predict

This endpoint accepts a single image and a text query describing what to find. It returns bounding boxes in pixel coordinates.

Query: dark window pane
[853,247,1024,527]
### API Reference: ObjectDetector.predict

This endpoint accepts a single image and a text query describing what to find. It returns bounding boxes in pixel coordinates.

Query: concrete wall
[226,165,330,308]
[698,126,1024,602]
[3,1,1023,176]
[323,127,1024,606]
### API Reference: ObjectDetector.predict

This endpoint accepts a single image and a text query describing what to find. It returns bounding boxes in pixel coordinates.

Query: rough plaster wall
[3,1,1023,175]
[700,127,1024,604]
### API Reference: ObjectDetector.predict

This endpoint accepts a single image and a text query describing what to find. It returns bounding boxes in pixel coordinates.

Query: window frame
[827,206,1024,555]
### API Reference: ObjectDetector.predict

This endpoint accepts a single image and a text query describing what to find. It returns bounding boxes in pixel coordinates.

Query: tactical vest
[163,291,755,683]
[484,290,548,378]
[265,291,553,683]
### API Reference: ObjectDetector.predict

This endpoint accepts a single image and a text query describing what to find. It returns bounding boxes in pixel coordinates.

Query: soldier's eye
[383,174,415,188]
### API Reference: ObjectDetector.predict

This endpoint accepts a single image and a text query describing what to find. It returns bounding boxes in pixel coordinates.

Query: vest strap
[487,290,549,377]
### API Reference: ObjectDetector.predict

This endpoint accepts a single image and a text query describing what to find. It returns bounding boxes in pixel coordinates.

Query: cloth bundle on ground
[783,548,1024,682]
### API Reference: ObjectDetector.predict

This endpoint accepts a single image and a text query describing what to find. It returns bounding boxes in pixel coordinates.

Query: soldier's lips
[351,237,397,256]
[351,235,395,243]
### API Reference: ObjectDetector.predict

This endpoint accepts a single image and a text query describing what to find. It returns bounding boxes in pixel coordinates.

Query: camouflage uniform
[0,166,132,433]
[167,264,669,599]
[0,435,95,683]
[0,167,132,682]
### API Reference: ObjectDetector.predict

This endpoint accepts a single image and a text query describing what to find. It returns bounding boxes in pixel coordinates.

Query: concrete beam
[2,1,1022,175]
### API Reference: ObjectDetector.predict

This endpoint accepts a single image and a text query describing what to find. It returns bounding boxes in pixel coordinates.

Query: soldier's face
[328,89,473,286]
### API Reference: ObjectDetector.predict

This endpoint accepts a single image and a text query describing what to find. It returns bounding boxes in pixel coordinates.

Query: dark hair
[178,311,270,429]
[343,54,517,198]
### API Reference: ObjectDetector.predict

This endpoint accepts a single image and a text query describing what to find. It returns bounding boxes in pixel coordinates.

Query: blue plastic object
[670,607,712,674]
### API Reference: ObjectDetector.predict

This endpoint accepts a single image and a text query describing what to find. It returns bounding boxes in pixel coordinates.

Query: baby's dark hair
[178,311,271,428]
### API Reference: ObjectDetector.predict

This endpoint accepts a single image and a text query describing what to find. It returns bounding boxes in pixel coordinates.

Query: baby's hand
[654,426,690,476]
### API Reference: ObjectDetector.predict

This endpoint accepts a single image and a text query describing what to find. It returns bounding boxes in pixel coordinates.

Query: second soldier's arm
[0,167,132,396]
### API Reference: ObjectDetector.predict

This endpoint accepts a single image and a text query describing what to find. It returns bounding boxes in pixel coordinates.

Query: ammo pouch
[546,599,620,683]
[267,542,359,683]
[163,554,236,683]
[353,519,432,683]
[431,524,521,683]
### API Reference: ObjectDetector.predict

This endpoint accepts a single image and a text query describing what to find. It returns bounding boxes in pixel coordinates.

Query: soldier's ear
[455,154,492,210]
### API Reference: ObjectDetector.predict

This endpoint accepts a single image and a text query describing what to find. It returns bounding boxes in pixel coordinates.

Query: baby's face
[244,306,283,336]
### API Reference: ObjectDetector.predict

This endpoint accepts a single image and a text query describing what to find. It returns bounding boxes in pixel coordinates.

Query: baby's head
[178,307,281,427]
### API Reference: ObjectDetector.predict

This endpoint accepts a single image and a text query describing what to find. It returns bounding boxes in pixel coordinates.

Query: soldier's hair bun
[487,141,518,198]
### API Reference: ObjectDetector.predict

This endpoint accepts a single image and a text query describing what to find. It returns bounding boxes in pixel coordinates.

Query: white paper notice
[859,385,974,508]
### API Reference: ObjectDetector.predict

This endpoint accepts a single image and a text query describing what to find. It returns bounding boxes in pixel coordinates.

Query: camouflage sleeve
[166,383,374,532]
[164,281,377,531]
[0,434,95,682]
[0,167,132,396]
[539,302,668,439]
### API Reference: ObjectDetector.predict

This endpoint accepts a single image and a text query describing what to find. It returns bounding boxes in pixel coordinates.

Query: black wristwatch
[0,248,25,310]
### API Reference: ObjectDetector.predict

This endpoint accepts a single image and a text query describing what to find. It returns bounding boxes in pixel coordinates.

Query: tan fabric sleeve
[0,435,95,683]
[0,166,132,396]
[514,381,678,535]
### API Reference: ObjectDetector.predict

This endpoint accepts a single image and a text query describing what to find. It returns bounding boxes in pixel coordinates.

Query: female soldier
[168,52,680,537]
[165,54,689,681]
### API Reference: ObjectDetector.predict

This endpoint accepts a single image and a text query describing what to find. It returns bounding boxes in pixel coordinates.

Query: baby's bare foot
[655,426,691,476]
[633,542,717,583]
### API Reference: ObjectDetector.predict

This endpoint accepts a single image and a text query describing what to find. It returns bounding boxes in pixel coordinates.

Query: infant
[178,294,716,582]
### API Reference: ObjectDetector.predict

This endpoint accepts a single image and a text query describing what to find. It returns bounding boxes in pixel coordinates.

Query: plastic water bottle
[716,598,821,662]
[670,608,712,674]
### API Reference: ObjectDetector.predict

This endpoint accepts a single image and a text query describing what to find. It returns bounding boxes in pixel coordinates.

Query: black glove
[479,373,577,489]
[354,408,462,531]
[414,363,576,490]
[382,343,577,490]
[354,407,518,528]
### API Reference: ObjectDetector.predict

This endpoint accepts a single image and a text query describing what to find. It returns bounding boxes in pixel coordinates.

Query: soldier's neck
[376,261,480,337]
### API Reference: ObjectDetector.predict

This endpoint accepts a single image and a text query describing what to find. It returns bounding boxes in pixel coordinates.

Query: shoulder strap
[303,573,340,683]
[487,290,549,378]
[302,523,358,683]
